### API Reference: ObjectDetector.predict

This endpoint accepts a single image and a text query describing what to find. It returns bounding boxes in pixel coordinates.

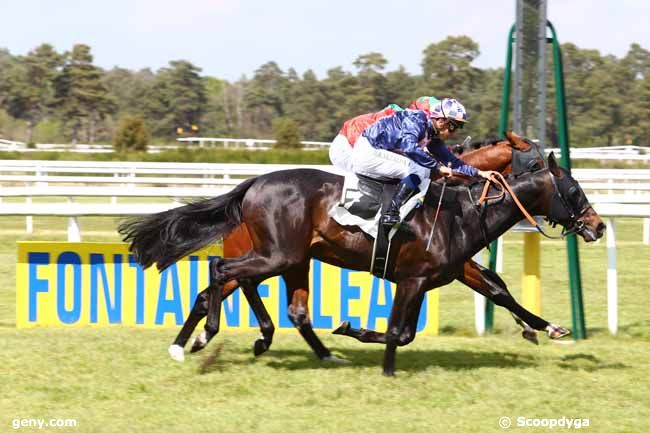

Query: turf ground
[1,213,649,433]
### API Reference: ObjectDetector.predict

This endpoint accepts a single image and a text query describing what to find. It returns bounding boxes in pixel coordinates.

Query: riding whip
[425,136,470,252]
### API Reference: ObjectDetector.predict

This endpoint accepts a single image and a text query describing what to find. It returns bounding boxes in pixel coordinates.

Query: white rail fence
[0,137,331,153]
[0,160,648,336]
[2,137,649,159]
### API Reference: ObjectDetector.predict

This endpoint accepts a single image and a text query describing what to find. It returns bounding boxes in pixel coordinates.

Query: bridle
[475,171,589,240]
[511,138,545,175]
[546,172,591,238]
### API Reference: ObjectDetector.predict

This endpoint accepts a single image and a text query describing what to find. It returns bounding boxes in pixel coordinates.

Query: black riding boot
[381,181,416,232]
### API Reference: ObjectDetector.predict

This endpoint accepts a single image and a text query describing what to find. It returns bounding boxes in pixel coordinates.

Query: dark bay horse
[121,152,604,375]
[167,131,548,362]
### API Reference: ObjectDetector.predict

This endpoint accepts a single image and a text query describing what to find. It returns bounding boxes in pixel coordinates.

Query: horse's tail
[118,177,257,271]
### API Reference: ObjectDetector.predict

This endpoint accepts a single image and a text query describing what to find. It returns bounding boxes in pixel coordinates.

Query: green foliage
[102,67,153,117]
[2,39,650,148]
[55,44,115,143]
[272,117,301,149]
[421,35,482,103]
[112,116,150,152]
[144,60,206,138]
[0,108,26,141]
[32,118,62,143]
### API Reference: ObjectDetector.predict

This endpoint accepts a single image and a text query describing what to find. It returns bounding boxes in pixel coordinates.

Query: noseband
[546,172,590,238]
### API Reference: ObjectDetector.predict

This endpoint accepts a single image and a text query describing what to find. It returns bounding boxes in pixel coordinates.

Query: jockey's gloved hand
[477,170,498,179]
[438,165,453,177]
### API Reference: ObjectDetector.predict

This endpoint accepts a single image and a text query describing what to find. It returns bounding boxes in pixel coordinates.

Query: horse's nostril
[597,222,606,236]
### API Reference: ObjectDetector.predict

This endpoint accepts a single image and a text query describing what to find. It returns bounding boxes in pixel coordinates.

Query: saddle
[329,174,427,238]
[329,174,438,278]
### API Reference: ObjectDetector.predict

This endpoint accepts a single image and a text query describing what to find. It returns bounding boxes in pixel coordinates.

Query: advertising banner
[16,242,438,334]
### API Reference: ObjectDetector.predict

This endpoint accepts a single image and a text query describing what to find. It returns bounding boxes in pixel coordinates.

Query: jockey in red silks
[351,98,496,232]
[329,96,442,172]
[329,104,403,172]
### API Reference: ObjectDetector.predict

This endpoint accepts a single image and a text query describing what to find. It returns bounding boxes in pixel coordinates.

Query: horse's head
[544,153,605,242]
[457,131,544,175]
[504,131,545,175]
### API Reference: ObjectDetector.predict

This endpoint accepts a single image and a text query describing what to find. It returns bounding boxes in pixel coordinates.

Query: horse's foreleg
[382,279,427,376]
[283,265,340,362]
[457,260,570,341]
[240,280,276,356]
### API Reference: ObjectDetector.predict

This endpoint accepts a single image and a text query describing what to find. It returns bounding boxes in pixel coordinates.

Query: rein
[476,172,566,240]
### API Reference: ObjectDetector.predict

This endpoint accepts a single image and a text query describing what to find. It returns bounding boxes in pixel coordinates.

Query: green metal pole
[547,21,587,340]
[486,24,516,332]
[498,25,516,138]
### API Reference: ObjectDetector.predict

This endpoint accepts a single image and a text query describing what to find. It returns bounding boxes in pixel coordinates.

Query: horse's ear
[505,131,527,150]
[548,152,562,177]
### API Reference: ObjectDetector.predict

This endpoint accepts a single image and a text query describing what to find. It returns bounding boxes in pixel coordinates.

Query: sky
[1,0,648,81]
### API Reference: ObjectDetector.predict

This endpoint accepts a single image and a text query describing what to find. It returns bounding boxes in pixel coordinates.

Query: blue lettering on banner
[189,256,199,309]
[278,277,291,328]
[28,252,49,322]
[90,254,122,323]
[128,255,146,324]
[155,264,183,325]
[367,277,392,330]
[56,252,82,324]
[311,260,332,328]
[416,293,427,332]
[340,269,361,329]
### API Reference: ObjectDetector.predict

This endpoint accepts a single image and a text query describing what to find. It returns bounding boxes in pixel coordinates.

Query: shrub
[272,117,301,149]
[33,119,64,143]
[113,116,150,152]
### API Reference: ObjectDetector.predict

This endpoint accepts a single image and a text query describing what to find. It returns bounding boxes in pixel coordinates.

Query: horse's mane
[451,137,502,155]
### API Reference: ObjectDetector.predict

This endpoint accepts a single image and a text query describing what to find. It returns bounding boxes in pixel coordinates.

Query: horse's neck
[461,145,511,172]
[472,171,548,245]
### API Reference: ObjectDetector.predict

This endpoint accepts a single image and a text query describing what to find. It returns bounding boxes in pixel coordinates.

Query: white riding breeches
[352,136,430,182]
[329,134,355,173]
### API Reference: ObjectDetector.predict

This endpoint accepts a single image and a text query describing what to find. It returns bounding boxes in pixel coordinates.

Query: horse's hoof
[323,355,350,364]
[168,344,185,362]
[382,369,396,377]
[253,338,270,357]
[522,329,539,345]
[332,321,351,335]
[547,324,571,340]
[190,331,208,353]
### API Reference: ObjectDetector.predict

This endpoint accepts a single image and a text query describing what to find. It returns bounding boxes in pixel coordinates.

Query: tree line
[0,36,649,148]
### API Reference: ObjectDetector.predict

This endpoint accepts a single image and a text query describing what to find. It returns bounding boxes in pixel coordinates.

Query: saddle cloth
[328,174,430,238]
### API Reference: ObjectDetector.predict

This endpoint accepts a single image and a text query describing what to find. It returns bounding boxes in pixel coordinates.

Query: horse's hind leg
[202,250,306,346]
[169,277,277,359]
[332,290,424,347]
[168,288,210,361]
[457,260,570,341]
[169,260,234,361]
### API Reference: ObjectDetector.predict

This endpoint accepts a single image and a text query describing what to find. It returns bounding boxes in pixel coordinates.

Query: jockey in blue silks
[351,98,495,232]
